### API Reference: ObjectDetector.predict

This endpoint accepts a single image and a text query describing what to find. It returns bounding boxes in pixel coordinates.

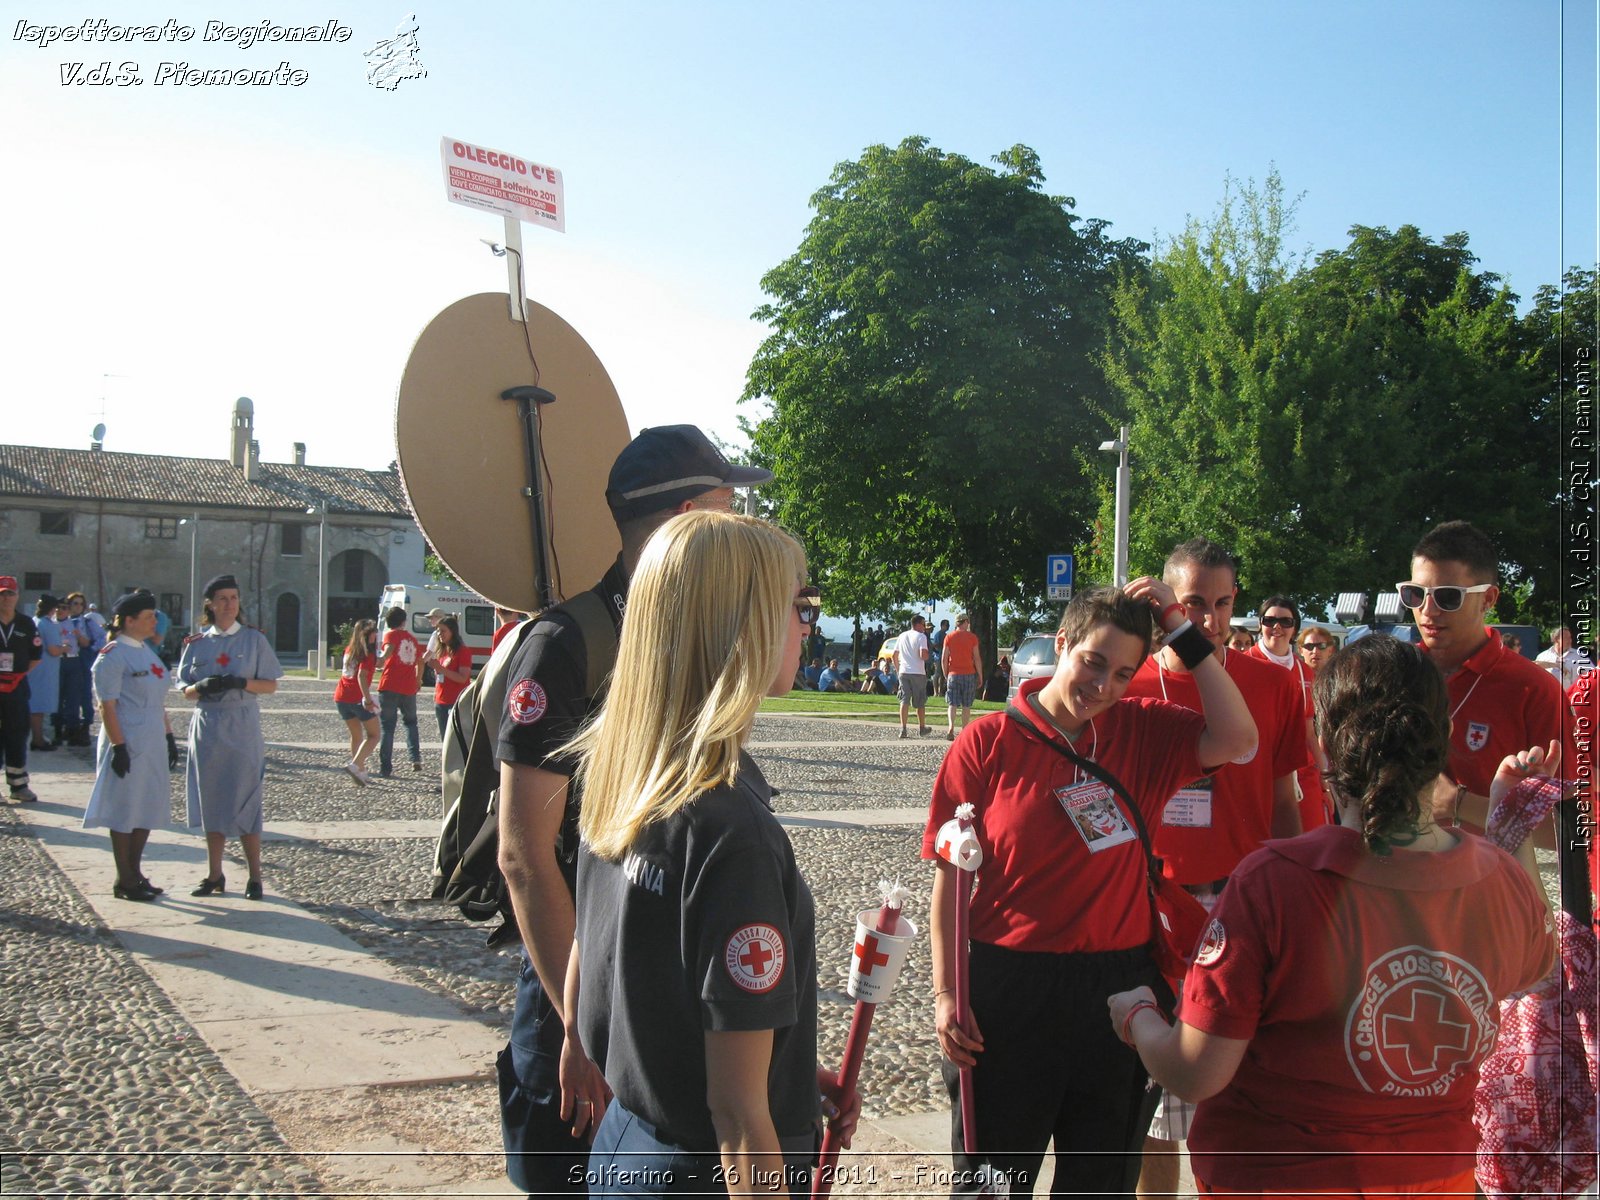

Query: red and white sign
[724,923,786,994]
[440,136,565,232]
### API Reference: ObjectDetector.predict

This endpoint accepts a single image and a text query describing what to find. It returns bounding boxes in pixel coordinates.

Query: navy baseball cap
[605,425,772,520]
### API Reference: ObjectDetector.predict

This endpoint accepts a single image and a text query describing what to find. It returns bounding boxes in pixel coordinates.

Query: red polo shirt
[921,676,1205,953]
[1125,647,1309,885]
[1248,643,1329,830]
[1428,627,1573,833]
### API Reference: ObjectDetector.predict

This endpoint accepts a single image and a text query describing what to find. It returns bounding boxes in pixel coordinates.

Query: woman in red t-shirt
[333,619,378,785]
[428,616,473,740]
[1110,636,1557,1198]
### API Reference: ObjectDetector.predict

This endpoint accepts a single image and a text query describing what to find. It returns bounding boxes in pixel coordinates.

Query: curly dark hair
[1313,635,1449,853]
[1056,586,1156,657]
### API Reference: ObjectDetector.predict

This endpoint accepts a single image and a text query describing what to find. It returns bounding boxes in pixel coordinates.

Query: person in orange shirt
[941,613,983,741]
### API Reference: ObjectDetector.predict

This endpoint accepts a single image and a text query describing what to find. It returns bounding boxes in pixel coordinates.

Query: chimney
[230,396,254,468]
[245,439,261,482]
[90,439,103,452]
[293,442,306,466]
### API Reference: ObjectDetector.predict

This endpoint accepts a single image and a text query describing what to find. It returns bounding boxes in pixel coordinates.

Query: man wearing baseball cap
[0,575,44,802]
[493,425,771,1193]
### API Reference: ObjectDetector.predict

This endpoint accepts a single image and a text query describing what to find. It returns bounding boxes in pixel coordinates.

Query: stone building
[0,398,424,663]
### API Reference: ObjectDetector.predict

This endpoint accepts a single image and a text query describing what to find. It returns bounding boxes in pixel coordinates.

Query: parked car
[1008,633,1058,698]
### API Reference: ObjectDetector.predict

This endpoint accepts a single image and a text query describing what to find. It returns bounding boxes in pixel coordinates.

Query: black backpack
[431,590,618,946]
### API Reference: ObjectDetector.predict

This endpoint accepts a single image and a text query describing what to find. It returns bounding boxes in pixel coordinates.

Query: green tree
[1098,175,1553,621]
[742,137,1144,661]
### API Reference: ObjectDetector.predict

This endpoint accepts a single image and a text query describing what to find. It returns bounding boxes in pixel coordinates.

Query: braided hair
[1313,635,1449,854]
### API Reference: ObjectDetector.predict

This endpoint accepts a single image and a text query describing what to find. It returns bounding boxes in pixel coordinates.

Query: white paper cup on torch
[935,818,984,872]
[847,909,917,1004]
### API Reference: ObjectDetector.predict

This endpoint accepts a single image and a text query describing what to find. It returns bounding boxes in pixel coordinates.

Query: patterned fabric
[1473,775,1599,1199]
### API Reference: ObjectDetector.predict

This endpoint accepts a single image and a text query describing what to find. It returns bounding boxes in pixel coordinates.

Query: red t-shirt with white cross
[1181,825,1555,1193]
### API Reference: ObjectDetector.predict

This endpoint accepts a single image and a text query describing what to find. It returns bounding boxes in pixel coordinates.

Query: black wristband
[1166,621,1215,670]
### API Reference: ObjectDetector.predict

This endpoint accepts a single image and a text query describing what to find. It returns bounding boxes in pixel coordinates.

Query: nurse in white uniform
[83,592,175,901]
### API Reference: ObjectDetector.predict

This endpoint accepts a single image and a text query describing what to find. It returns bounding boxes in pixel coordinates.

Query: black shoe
[191,874,226,896]
[140,876,165,896]
[245,878,263,901]
[29,742,56,752]
[114,879,158,902]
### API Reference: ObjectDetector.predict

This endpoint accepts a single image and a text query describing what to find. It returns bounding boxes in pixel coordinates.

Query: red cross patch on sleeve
[509,679,548,725]
[725,923,786,994]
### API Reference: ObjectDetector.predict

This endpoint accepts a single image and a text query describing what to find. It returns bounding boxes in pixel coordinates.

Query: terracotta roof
[0,444,409,517]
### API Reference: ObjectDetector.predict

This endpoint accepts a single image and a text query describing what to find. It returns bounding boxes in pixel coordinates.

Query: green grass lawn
[759,690,1007,723]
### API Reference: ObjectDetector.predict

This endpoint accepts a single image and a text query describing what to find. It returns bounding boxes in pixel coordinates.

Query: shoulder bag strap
[1003,704,1164,888]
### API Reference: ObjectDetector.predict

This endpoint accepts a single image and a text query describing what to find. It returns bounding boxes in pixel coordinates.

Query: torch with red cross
[935,802,1007,1196]
[812,879,917,1199]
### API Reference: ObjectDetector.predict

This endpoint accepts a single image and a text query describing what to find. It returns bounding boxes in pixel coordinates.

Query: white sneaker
[344,761,368,787]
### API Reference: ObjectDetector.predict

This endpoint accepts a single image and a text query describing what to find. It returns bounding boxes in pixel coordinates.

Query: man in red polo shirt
[1123,537,1306,1197]
[1409,521,1574,843]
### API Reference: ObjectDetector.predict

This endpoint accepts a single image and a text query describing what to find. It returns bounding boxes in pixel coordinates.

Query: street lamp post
[180,513,200,631]
[307,503,329,680]
[1098,425,1131,587]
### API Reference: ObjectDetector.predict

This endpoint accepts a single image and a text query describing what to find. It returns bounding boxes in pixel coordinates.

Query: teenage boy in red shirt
[376,606,422,776]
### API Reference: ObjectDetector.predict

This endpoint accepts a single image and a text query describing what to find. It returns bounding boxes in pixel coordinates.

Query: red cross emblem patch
[725,923,785,994]
[509,679,547,725]
[216,652,231,668]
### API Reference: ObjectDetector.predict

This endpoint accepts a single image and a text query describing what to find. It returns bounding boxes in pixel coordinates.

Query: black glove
[222,675,248,692]
[111,744,131,778]
[167,733,180,769]
[195,675,233,698]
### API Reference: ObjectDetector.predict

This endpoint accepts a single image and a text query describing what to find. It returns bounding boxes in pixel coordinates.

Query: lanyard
[1157,645,1227,702]
[1025,693,1098,782]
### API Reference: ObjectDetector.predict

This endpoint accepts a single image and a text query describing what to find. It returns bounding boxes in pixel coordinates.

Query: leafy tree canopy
[742,136,1145,654]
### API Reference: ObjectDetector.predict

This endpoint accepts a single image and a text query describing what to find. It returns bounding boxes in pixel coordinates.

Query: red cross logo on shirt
[1381,987,1472,1078]
[740,941,774,976]
[724,923,786,994]
[216,652,231,668]
[855,934,891,976]
[152,665,165,678]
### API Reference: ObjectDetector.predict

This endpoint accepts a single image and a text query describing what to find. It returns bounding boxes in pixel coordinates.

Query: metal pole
[1114,424,1130,588]
[315,505,328,681]
[188,512,199,631]
[502,386,558,609]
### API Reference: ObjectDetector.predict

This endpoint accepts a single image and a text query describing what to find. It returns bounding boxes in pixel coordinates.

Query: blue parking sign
[1046,554,1073,601]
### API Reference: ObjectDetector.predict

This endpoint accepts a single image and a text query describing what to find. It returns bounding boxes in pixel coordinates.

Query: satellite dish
[394,293,630,612]
[92,423,107,442]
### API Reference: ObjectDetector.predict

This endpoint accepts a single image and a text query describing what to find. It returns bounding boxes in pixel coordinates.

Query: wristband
[1165,620,1215,670]
[1159,602,1186,629]
[1119,999,1163,1047]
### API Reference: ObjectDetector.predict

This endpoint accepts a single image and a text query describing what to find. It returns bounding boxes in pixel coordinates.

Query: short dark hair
[1259,594,1300,632]
[1056,586,1156,658]
[1314,635,1449,853]
[1410,520,1497,581]
[911,615,926,628]
[1164,538,1237,586]
[385,606,406,629]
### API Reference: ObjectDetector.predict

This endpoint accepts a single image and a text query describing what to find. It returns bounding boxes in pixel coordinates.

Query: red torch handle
[814,903,902,1200]
[954,863,977,1155]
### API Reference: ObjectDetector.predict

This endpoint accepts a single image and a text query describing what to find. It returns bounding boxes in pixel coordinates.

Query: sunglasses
[1259,616,1296,629]
[1302,641,1333,652]
[1395,582,1493,612]
[794,587,821,626]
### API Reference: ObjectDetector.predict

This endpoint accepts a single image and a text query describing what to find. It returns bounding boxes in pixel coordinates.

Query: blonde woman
[558,510,859,1198]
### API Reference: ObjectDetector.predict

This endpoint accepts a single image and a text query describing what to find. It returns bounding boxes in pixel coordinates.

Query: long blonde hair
[570,510,805,860]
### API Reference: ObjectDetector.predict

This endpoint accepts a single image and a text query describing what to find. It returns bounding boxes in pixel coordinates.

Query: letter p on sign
[1046,554,1074,601]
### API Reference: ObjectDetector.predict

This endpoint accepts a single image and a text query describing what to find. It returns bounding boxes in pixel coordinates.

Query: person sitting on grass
[817,658,850,692]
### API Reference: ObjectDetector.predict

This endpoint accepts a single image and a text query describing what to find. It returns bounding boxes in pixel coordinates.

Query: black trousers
[943,940,1172,1199]
[1,685,30,791]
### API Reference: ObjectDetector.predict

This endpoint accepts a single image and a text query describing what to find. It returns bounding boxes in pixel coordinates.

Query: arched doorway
[328,548,388,643]
[275,592,301,652]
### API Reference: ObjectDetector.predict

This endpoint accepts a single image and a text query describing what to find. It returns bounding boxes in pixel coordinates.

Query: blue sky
[2,0,1593,495]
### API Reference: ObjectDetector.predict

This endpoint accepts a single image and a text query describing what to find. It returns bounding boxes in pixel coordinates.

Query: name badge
[1055,780,1137,852]
[1163,776,1214,828]
[0,653,12,673]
